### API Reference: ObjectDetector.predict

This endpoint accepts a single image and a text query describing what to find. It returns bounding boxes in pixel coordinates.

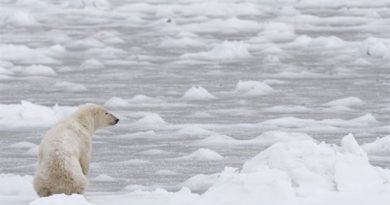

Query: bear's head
[75,103,119,130]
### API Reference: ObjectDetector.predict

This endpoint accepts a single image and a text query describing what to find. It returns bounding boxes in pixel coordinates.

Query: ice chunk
[182,86,216,101]
[235,80,274,96]
[92,174,116,182]
[10,141,37,148]
[20,64,56,76]
[104,97,130,107]
[181,173,219,192]
[80,59,105,69]
[363,135,390,156]
[2,10,39,27]
[175,148,223,161]
[181,41,251,60]
[324,97,364,107]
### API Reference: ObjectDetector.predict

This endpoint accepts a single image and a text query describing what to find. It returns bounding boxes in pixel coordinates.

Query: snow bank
[181,41,251,60]
[30,194,92,205]
[0,101,75,129]
[182,86,216,101]
[196,134,390,205]
[2,135,390,205]
[235,80,274,96]
[175,148,223,161]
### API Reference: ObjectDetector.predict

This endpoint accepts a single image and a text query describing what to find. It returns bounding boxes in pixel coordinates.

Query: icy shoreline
[1,134,390,205]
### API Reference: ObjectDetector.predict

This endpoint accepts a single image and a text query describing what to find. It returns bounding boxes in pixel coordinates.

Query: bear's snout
[114,118,119,124]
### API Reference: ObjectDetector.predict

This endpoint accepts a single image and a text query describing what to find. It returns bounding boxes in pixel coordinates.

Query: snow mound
[235,80,274,96]
[182,86,216,101]
[324,97,364,107]
[80,59,105,69]
[258,22,296,42]
[92,174,116,182]
[362,37,390,59]
[262,105,310,113]
[139,149,171,156]
[30,194,92,205]
[128,95,164,104]
[0,174,35,196]
[155,169,177,176]
[197,134,242,146]
[2,10,39,27]
[196,134,390,205]
[363,135,390,156]
[0,44,58,64]
[20,64,57,76]
[136,114,166,125]
[65,0,111,10]
[181,41,251,60]
[104,97,130,107]
[0,101,75,129]
[181,173,219,192]
[175,125,216,136]
[176,148,223,161]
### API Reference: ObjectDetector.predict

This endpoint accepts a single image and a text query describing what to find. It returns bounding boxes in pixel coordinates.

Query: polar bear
[33,103,119,197]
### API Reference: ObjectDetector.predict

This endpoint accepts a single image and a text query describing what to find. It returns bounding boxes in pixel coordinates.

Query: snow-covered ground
[1,0,390,204]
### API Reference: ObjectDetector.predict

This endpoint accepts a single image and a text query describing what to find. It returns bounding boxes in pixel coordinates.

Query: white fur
[33,103,118,197]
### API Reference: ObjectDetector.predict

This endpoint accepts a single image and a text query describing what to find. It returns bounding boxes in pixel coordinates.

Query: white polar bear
[33,103,119,197]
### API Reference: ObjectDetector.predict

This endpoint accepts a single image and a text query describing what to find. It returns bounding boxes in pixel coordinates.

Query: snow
[30,194,92,205]
[174,148,224,161]
[363,135,390,156]
[235,80,274,96]
[65,0,111,10]
[104,97,130,107]
[0,101,75,129]
[181,41,251,60]
[92,174,116,182]
[1,0,390,204]
[2,10,39,27]
[2,135,390,205]
[182,86,216,101]
[324,97,364,107]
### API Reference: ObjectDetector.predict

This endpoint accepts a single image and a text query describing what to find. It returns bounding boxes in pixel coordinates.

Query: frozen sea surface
[1,0,390,204]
